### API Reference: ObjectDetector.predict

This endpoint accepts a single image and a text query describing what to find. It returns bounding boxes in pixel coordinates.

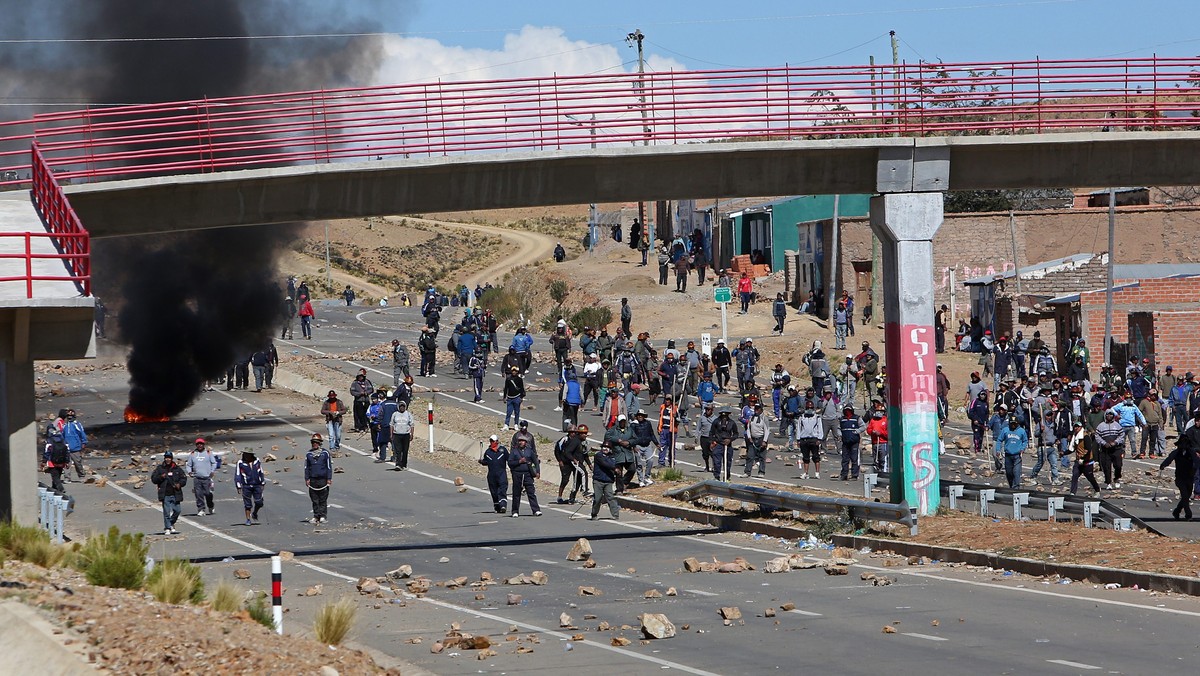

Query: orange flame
[124,406,170,424]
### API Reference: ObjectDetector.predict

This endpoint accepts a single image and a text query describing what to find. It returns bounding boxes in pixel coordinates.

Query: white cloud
[375,25,685,85]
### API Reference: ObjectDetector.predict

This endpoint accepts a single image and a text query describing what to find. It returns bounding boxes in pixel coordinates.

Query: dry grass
[147,558,205,604]
[209,580,245,613]
[313,596,357,646]
[75,526,148,590]
[0,521,73,568]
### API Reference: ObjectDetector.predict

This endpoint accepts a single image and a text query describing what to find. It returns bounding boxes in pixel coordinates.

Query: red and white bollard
[271,555,283,634]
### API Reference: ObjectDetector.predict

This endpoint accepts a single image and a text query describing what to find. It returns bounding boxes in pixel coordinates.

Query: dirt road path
[404,217,558,288]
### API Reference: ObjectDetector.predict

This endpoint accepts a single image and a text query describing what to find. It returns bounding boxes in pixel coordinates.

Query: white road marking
[289,489,305,495]
[787,608,823,617]
[419,530,438,537]
[603,571,632,579]
[532,558,558,565]
[903,632,948,642]
[369,516,388,523]
[329,503,344,509]
[685,589,718,597]
[1046,659,1101,670]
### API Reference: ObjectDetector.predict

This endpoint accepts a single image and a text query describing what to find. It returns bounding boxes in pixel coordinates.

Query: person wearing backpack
[151,451,188,535]
[42,427,71,493]
[235,451,266,526]
[304,433,333,524]
[418,326,438,376]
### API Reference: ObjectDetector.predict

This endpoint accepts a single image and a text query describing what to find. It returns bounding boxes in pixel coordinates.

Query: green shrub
[246,593,277,630]
[0,522,72,568]
[656,467,685,482]
[147,557,205,604]
[568,306,612,334]
[478,286,526,325]
[75,526,148,590]
[210,580,245,613]
[313,596,357,645]
[549,279,570,305]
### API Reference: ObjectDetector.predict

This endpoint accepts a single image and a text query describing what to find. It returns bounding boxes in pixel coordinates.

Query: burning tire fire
[124,406,170,424]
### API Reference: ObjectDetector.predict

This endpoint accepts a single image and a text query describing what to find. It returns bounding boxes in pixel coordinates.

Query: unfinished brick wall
[1076,277,1200,372]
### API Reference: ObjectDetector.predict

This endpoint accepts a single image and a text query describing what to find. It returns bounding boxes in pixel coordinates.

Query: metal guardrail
[873,474,1162,535]
[665,479,917,535]
[37,486,71,544]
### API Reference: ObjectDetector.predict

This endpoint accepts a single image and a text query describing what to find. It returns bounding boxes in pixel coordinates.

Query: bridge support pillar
[0,358,37,524]
[869,192,942,516]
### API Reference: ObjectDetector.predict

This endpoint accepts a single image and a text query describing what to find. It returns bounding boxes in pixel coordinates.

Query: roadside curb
[0,600,93,673]
[613,491,1200,597]
[830,534,1200,596]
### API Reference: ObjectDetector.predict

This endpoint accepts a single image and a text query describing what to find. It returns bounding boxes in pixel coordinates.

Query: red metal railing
[25,143,91,297]
[0,56,1198,189]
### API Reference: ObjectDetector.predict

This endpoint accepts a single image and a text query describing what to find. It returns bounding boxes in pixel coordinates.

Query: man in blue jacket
[61,409,88,480]
[590,444,620,521]
[997,416,1029,489]
[1108,393,1146,457]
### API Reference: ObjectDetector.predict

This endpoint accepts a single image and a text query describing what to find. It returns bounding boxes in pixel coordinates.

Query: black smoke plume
[0,0,407,416]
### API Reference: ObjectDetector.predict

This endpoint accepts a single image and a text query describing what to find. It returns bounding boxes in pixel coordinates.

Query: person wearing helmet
[392,338,411,385]
[304,433,333,524]
[997,415,1029,489]
[321,390,345,450]
[479,434,509,514]
[186,438,221,516]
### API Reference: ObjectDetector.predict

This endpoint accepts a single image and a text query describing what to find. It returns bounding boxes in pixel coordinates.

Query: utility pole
[324,222,332,290]
[890,30,901,136]
[1104,188,1116,365]
[828,195,840,336]
[627,29,649,235]
[869,54,882,323]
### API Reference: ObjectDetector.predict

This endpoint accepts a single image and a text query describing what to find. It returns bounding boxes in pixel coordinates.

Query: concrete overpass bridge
[2,56,1200,521]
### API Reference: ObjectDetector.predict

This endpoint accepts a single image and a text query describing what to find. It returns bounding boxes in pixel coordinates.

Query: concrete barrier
[0,601,93,673]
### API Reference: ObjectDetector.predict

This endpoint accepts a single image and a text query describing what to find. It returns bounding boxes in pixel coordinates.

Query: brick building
[1048,274,1200,374]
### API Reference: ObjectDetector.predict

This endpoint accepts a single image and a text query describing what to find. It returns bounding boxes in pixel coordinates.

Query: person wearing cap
[1159,427,1197,520]
[304,433,333,524]
[389,401,415,470]
[61,409,88,480]
[833,406,863,481]
[281,295,296,340]
[42,427,70,493]
[1127,366,1152,403]
[697,402,719,473]
[1093,409,1127,489]
[349,370,374,433]
[234,451,266,526]
[769,364,791,421]
[321,390,345,451]
[965,390,990,456]
[604,415,636,493]
[793,401,822,479]
[1109,393,1146,459]
[1068,421,1102,496]
[366,390,385,458]
[682,341,702,395]
[468,347,488,403]
[582,353,603,411]
[833,299,850,350]
[996,415,1028,489]
[630,409,658,486]
[186,438,221,516]
[1029,399,1063,486]
[711,338,732,393]
[554,425,583,504]
[732,338,760,395]
[391,338,411,385]
[1168,369,1191,434]
[151,451,188,535]
[479,434,510,514]
[620,297,633,337]
[418,325,439,376]
[771,292,787,335]
[836,355,861,407]
[711,408,740,481]
[657,397,680,467]
[590,442,621,521]
[502,366,526,430]
[986,403,1010,472]
[818,390,841,452]
[1137,390,1166,459]
[507,435,542,517]
[964,371,987,408]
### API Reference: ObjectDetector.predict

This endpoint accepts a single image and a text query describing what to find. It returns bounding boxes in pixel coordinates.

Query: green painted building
[729,194,871,272]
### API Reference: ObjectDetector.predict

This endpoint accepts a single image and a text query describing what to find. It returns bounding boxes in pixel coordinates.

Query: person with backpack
[151,451,188,535]
[185,438,221,516]
[479,435,510,514]
[304,433,333,524]
[553,242,566,262]
[234,451,266,526]
[61,409,87,480]
[389,401,415,470]
[42,427,71,493]
[391,339,411,385]
[468,348,487,403]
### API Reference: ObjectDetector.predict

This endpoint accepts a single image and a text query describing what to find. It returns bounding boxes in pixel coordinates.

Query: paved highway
[51,303,1200,674]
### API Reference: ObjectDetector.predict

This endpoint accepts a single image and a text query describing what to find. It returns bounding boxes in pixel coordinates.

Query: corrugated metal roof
[1045,281,1140,305]
[962,253,1097,286]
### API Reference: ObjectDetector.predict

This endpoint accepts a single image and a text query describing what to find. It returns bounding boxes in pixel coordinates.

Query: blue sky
[373,0,1200,83]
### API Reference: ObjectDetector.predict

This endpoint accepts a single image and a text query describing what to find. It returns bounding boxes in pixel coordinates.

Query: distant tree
[944,188,1074,213]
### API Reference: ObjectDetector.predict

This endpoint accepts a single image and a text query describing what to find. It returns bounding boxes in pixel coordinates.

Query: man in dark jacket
[418,326,438,376]
[590,444,621,521]
[304,433,333,524]
[151,451,188,535]
[603,415,636,493]
[1162,410,1200,519]
[349,371,374,432]
[479,435,510,514]
[507,436,542,517]
[711,408,740,481]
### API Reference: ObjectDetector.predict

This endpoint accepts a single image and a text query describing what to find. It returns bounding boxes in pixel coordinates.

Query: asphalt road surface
[50,303,1200,675]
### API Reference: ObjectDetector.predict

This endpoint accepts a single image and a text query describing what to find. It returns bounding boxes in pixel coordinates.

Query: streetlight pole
[627,29,650,239]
